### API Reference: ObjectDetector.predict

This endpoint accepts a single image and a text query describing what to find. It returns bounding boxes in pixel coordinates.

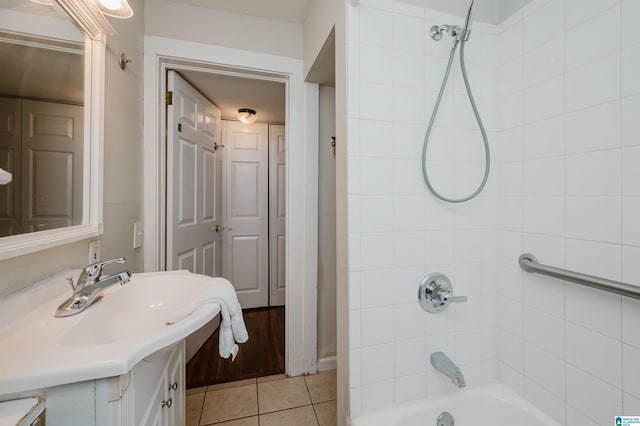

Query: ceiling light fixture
[95,0,133,18]
[237,108,257,124]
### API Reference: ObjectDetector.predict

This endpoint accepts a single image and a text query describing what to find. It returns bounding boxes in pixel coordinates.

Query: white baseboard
[317,355,337,372]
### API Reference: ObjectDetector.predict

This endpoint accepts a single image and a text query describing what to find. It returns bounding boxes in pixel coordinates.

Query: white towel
[166,275,249,361]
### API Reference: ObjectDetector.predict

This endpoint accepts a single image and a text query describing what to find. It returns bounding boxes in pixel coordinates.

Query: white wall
[145,0,303,60]
[495,1,640,424]
[347,0,498,418]
[101,0,145,269]
[318,86,337,364]
[304,0,341,78]
[0,0,145,298]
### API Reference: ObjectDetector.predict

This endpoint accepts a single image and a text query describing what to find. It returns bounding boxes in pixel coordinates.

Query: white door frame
[143,36,319,377]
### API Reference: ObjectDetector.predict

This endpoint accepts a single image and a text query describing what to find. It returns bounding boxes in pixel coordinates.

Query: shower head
[461,0,480,41]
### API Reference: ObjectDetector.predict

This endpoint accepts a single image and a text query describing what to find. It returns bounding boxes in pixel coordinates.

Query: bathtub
[352,382,562,426]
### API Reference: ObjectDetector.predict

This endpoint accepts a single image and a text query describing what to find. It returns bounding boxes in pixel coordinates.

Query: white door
[222,120,269,308]
[167,70,223,276]
[269,124,286,306]
[0,98,21,236]
[21,99,83,233]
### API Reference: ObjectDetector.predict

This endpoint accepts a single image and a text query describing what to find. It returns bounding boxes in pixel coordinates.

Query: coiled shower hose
[422,39,490,203]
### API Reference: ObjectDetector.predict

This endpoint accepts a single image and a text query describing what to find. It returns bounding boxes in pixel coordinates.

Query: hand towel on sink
[165,275,249,361]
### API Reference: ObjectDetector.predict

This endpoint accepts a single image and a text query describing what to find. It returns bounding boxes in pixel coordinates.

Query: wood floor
[186,306,285,389]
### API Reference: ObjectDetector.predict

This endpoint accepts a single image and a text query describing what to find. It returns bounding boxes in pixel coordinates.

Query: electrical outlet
[133,221,143,249]
[88,240,101,264]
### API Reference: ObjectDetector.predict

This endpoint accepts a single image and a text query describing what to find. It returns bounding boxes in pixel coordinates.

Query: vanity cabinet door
[138,342,185,426]
[166,343,185,426]
[141,371,168,426]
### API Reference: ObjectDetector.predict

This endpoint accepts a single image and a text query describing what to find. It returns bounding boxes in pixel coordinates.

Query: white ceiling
[157,0,529,26]
[155,0,312,24]
[178,70,286,124]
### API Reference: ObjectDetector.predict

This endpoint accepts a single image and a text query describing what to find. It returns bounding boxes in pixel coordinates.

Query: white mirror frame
[0,0,113,260]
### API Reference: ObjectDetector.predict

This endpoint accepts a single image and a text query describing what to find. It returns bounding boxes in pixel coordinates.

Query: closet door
[222,120,269,309]
[21,99,83,233]
[269,124,286,306]
[0,98,20,237]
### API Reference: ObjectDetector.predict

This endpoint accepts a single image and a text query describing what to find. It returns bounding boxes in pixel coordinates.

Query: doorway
[161,66,293,384]
[143,37,319,379]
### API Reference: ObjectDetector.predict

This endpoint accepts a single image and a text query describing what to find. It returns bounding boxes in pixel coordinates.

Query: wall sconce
[237,108,257,124]
[95,0,133,18]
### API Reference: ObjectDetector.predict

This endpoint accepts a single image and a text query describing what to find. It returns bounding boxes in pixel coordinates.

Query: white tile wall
[494,2,640,425]
[348,0,499,417]
[348,0,640,422]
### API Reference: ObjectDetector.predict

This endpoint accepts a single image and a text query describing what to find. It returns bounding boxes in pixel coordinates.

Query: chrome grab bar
[519,253,640,300]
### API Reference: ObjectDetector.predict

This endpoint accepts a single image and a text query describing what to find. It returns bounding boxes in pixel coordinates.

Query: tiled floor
[186,370,337,426]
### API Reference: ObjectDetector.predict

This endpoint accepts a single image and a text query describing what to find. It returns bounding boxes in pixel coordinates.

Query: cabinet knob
[162,398,173,408]
[168,382,178,391]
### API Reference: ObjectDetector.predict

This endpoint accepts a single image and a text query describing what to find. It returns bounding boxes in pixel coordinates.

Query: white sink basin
[0,270,222,395]
[59,272,212,347]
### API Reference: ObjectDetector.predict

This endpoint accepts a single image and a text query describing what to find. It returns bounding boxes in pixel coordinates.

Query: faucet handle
[419,273,467,313]
[85,257,126,278]
[440,293,467,304]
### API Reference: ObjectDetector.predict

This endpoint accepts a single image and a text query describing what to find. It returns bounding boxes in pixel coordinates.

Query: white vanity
[0,270,221,426]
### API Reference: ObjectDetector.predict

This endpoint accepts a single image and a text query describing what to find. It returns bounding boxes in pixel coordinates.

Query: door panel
[202,149,216,221]
[21,99,83,233]
[0,98,21,236]
[29,150,73,217]
[231,235,261,292]
[167,70,222,277]
[177,138,196,226]
[231,162,260,217]
[269,124,286,306]
[177,248,196,272]
[222,120,269,308]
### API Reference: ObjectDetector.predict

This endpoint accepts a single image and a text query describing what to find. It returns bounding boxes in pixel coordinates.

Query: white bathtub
[352,382,562,426]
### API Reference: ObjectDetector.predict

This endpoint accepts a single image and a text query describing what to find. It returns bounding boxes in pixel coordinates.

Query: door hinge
[166,91,173,105]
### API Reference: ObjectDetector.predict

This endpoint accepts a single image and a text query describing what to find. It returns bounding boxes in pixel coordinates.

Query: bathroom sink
[0,270,222,395]
[58,272,213,347]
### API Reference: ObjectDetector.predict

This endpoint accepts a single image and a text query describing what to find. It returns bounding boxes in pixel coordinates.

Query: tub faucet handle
[419,273,467,313]
[441,292,467,304]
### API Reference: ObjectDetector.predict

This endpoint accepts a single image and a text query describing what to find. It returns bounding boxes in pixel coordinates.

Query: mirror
[0,0,85,237]
[0,0,112,259]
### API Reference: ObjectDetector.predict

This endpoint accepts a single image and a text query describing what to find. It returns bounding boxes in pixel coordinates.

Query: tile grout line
[303,376,321,425]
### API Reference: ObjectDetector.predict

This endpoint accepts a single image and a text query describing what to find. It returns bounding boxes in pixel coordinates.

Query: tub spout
[431,351,466,388]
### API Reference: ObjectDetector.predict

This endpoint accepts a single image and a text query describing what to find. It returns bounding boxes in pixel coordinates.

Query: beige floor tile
[186,392,205,426]
[305,370,337,403]
[207,378,257,392]
[211,417,259,425]
[187,386,207,395]
[258,376,312,413]
[314,400,337,426]
[200,384,258,425]
[259,405,318,426]
[257,373,287,383]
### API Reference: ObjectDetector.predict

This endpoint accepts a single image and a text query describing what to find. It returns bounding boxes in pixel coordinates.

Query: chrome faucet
[431,352,466,388]
[55,258,132,317]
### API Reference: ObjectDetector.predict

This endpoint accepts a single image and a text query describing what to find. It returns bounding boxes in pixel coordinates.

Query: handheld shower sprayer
[422,0,490,203]
[461,0,480,40]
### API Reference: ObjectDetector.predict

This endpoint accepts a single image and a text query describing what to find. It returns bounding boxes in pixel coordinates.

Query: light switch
[133,221,143,249]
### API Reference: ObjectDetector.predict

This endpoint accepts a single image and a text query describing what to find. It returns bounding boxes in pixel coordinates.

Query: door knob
[214,225,225,232]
